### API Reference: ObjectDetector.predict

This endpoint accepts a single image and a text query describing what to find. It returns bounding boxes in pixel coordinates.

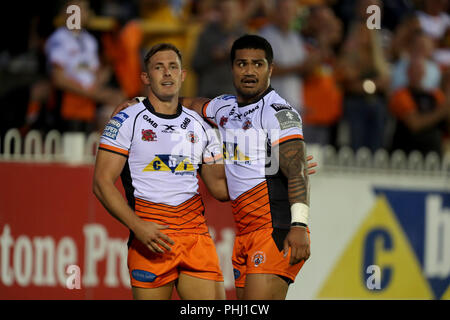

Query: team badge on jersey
[220,116,228,128]
[242,118,252,130]
[275,110,302,130]
[186,131,199,143]
[142,129,157,142]
[252,251,266,267]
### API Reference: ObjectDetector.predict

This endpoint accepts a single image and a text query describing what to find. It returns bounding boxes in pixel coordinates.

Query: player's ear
[141,72,150,85]
[181,69,187,83]
[268,63,274,78]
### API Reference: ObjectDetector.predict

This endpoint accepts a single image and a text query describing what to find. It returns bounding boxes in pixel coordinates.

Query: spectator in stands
[416,0,450,41]
[22,11,59,136]
[101,21,144,100]
[379,0,415,31]
[259,0,320,113]
[99,13,145,131]
[190,0,219,24]
[416,0,450,70]
[45,0,124,133]
[192,0,246,98]
[138,0,190,51]
[390,14,422,61]
[389,56,450,156]
[23,77,54,135]
[240,0,275,31]
[95,0,138,23]
[434,26,450,70]
[1,2,58,138]
[301,5,343,145]
[336,0,390,152]
[391,31,441,91]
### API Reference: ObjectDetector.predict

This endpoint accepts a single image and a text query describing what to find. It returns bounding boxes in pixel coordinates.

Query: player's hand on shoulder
[133,220,175,254]
[283,225,310,265]
[110,97,142,118]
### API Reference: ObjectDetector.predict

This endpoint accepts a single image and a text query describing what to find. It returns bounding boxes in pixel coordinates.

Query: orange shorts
[232,227,310,288]
[128,233,224,288]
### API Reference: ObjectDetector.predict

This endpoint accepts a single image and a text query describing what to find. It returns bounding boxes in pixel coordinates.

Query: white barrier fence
[1,129,450,175]
[306,144,450,176]
[0,129,100,164]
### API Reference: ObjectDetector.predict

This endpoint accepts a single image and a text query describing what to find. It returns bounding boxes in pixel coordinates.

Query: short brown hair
[144,43,182,70]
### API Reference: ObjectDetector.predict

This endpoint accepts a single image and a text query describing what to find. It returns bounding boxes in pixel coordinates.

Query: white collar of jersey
[143,97,182,119]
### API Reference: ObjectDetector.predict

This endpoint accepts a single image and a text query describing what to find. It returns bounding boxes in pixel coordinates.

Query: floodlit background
[0,0,449,299]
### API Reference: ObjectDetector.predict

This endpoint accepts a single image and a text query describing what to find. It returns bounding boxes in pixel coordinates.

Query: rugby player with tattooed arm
[112,35,314,300]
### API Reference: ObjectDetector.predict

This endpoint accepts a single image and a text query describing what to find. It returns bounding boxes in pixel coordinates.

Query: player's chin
[237,87,259,98]
[155,90,177,102]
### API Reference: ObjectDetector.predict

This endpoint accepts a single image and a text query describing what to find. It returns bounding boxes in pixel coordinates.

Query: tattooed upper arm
[277,139,309,206]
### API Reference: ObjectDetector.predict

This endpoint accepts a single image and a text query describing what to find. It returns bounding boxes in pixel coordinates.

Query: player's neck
[237,86,272,106]
[147,92,179,115]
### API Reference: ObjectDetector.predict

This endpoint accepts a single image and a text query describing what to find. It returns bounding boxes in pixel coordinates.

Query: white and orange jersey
[45,27,100,122]
[45,27,99,88]
[99,98,222,234]
[202,88,304,235]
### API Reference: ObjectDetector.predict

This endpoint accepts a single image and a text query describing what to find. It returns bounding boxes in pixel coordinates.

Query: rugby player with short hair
[112,35,316,300]
[93,43,228,300]
[184,34,311,299]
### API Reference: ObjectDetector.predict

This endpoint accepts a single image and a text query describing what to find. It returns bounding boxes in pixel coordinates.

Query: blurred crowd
[2,0,450,157]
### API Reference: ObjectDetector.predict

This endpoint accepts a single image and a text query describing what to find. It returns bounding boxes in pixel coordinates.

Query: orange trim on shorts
[98,143,129,156]
[272,134,304,147]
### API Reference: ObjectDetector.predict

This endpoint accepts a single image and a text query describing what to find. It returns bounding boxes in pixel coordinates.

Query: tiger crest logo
[252,251,266,267]
[142,129,157,142]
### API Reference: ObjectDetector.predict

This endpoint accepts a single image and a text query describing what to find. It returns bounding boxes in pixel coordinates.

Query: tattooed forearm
[278,140,309,205]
